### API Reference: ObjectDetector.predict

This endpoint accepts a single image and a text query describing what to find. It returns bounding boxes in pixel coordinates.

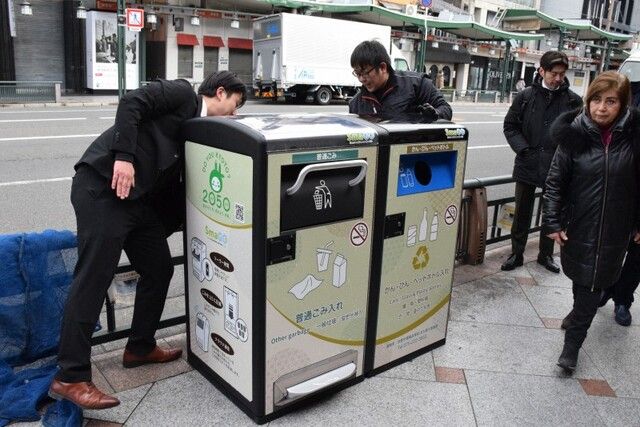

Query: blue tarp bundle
[0,230,82,426]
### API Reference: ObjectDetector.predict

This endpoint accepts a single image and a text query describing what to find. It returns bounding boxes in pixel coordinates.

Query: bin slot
[273,349,357,407]
[280,162,366,232]
[397,151,457,196]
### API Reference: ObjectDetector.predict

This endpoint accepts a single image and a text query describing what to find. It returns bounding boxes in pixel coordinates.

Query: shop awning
[203,36,225,48]
[228,37,253,50]
[262,0,544,41]
[177,33,199,46]
[501,9,633,42]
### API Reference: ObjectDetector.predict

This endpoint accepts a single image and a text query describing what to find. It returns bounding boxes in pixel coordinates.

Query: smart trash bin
[364,122,468,375]
[181,113,380,423]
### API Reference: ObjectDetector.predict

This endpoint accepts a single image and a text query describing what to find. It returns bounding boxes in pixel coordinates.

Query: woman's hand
[547,231,568,246]
[633,231,640,244]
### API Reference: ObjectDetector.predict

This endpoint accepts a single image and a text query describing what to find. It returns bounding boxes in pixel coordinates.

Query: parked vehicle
[252,13,409,105]
[619,51,640,82]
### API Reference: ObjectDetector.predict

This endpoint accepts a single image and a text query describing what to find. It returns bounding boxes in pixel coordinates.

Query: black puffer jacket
[504,74,582,187]
[543,108,640,290]
[348,70,452,122]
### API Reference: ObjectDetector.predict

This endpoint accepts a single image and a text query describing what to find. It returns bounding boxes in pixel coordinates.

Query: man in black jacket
[501,51,582,273]
[48,72,246,410]
[348,40,452,122]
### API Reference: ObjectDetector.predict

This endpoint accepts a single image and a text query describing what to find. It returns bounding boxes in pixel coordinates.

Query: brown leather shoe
[122,346,182,368]
[49,379,120,410]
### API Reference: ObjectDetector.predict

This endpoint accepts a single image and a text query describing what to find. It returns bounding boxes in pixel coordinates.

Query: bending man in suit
[49,71,246,409]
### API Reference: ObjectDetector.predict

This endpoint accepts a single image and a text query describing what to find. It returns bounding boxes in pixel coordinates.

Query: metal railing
[0,81,61,103]
[93,175,537,344]
[440,89,505,103]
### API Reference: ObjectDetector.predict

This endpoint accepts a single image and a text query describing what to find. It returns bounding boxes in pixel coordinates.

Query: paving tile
[92,364,115,395]
[453,263,483,286]
[377,351,436,382]
[541,318,563,329]
[93,344,192,393]
[522,285,611,326]
[270,377,475,426]
[125,370,255,426]
[435,366,466,384]
[161,332,188,361]
[579,379,616,397]
[465,370,605,426]
[84,384,151,424]
[85,421,123,427]
[581,322,640,398]
[590,396,640,426]
[515,276,537,287]
[525,261,572,288]
[433,321,602,379]
[449,275,543,327]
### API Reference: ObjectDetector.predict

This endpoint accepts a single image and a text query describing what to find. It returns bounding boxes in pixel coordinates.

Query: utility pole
[605,0,614,31]
[117,0,126,99]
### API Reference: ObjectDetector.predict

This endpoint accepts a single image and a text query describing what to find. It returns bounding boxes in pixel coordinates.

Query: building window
[178,45,193,78]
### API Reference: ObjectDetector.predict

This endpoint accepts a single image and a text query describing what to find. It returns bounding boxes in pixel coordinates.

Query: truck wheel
[315,87,332,105]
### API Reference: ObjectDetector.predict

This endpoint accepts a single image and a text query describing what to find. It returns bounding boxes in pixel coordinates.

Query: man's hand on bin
[415,103,439,122]
[112,160,135,199]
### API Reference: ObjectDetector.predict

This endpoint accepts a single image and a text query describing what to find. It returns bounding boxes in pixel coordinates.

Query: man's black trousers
[604,239,640,308]
[511,181,554,257]
[55,166,174,383]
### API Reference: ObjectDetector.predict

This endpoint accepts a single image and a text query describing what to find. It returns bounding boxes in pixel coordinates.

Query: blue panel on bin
[397,151,457,196]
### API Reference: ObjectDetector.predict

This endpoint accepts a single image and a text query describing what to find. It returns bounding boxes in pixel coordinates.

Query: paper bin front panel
[185,142,254,401]
[264,147,377,415]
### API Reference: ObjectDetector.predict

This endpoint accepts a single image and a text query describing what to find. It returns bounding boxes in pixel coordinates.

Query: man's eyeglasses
[352,66,377,78]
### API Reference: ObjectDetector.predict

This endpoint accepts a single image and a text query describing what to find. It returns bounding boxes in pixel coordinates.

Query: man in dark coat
[348,40,452,123]
[501,51,582,273]
[48,72,246,410]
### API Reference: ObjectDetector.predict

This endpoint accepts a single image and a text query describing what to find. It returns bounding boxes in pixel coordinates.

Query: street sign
[125,8,144,31]
[421,0,433,7]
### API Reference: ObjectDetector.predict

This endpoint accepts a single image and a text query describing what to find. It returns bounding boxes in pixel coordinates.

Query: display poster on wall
[85,11,139,90]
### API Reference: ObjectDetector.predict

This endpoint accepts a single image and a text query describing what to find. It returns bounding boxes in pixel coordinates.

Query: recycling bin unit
[365,123,468,374]
[181,114,379,423]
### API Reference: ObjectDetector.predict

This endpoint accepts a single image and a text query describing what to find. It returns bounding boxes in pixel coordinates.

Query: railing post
[452,90,456,102]
[474,92,479,103]
[54,83,61,103]
[494,91,499,103]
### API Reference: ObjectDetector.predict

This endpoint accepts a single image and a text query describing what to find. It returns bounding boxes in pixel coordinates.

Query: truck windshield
[394,58,410,71]
[619,60,640,82]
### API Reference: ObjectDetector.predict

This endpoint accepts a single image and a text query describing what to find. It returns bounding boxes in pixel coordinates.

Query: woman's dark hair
[585,71,631,118]
[198,71,247,108]
[350,40,393,72]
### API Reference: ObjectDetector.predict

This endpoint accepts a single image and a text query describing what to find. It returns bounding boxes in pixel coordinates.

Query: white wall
[540,0,583,19]
[165,16,253,82]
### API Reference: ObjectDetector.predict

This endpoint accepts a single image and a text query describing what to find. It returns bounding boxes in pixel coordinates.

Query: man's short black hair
[198,71,247,108]
[350,40,393,72]
[540,51,569,72]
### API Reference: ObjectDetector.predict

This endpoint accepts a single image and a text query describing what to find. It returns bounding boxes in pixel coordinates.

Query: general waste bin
[181,114,379,423]
[365,123,468,374]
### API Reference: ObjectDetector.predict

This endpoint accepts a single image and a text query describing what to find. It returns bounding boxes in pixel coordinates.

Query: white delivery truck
[619,51,640,83]
[252,13,410,105]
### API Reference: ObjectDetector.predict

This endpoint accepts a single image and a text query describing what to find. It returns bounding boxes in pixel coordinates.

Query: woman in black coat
[543,71,640,373]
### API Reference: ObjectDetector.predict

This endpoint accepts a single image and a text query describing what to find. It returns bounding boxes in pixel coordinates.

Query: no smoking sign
[350,222,369,246]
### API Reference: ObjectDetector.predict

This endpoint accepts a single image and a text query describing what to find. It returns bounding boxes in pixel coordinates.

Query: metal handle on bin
[285,159,368,196]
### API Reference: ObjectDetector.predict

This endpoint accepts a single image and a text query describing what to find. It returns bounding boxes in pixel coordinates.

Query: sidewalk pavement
[24,238,639,426]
